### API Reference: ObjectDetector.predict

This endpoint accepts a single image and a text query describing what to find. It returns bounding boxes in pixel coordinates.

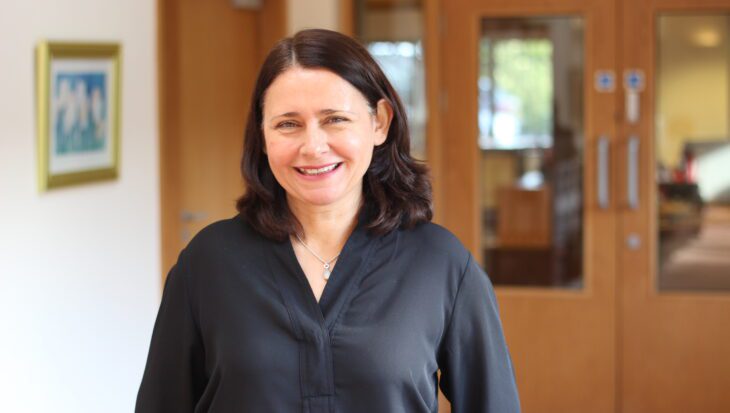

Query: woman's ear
[373,99,393,146]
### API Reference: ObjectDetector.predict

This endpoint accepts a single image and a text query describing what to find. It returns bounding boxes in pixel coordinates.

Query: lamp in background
[691,28,721,48]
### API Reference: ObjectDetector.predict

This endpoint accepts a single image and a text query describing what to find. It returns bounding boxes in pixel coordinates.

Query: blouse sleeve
[437,254,521,412]
[135,251,206,413]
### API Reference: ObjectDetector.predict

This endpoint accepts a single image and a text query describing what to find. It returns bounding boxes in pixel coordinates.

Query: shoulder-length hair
[236,28,432,241]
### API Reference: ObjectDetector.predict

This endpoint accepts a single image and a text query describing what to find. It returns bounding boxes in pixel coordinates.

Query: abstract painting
[36,42,121,190]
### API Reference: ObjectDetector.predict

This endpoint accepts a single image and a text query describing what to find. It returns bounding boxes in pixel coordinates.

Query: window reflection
[355,0,427,160]
[479,37,553,149]
[367,41,426,159]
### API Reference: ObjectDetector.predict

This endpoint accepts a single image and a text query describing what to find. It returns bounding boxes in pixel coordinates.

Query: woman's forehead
[263,67,369,116]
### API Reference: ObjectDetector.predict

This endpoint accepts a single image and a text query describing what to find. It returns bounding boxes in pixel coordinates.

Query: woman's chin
[299,195,343,207]
[289,188,359,209]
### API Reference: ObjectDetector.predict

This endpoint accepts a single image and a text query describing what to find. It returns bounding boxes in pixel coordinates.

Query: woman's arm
[135,251,206,413]
[437,255,521,412]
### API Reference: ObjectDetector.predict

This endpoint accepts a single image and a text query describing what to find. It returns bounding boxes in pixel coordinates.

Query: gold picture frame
[36,41,121,191]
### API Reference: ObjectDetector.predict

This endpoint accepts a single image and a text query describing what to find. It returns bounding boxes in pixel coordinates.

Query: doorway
[440,0,730,411]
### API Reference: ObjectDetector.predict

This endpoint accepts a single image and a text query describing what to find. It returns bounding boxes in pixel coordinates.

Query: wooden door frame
[158,0,182,283]
[157,0,286,281]
[424,0,444,222]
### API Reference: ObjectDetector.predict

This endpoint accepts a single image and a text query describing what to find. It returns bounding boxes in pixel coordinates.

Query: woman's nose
[300,124,329,156]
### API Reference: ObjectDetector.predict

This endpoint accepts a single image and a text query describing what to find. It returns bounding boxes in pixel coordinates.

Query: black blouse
[135,215,520,413]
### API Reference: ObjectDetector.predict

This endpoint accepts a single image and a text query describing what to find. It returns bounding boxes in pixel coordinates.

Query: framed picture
[36,41,121,190]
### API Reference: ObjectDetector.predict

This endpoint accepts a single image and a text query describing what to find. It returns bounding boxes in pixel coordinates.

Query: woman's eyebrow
[271,109,357,120]
[318,109,356,115]
[271,111,299,120]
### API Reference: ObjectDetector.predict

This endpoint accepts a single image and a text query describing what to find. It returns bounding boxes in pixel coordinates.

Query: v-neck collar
[268,210,379,335]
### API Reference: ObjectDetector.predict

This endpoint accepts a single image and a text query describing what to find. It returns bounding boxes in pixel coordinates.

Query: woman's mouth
[295,162,342,176]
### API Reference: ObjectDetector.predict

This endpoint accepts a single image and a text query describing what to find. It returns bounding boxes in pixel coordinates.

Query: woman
[136,29,520,413]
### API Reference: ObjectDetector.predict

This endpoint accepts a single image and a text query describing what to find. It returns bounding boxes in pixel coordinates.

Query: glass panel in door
[478,16,585,288]
[656,13,730,291]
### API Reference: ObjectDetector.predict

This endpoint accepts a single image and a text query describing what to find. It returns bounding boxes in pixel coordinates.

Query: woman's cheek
[265,138,297,165]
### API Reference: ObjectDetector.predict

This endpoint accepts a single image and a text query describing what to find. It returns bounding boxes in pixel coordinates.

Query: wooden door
[441,0,618,411]
[619,0,730,411]
[158,0,285,275]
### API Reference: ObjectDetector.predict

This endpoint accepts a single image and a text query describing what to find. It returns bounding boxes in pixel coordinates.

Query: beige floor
[660,205,730,291]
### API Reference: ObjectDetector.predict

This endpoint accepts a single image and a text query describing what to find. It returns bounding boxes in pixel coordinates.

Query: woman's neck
[287,194,361,258]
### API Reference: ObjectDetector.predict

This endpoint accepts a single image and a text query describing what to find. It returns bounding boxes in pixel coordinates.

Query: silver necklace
[294,233,341,281]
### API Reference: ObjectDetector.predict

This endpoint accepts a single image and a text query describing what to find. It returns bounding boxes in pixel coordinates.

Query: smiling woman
[238,29,431,243]
[136,29,520,413]
[262,67,390,211]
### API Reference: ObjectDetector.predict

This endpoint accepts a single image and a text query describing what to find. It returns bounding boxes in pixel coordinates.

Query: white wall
[0,1,160,412]
[657,15,729,167]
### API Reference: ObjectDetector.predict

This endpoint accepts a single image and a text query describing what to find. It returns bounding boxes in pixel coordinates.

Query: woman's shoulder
[404,221,467,249]
[183,214,267,257]
[398,221,471,264]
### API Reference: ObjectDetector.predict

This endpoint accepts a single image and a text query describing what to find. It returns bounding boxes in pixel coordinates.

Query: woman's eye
[326,116,349,124]
[276,121,298,129]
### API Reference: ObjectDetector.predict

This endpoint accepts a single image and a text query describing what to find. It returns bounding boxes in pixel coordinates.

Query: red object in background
[672,169,686,183]
[672,149,697,183]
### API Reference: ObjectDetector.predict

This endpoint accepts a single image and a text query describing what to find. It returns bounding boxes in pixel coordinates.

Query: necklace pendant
[323,262,331,281]
[295,234,339,282]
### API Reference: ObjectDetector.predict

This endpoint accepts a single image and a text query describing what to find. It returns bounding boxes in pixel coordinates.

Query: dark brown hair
[236,29,432,241]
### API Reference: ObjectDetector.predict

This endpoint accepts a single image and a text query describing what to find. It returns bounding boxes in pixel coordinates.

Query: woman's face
[262,67,392,211]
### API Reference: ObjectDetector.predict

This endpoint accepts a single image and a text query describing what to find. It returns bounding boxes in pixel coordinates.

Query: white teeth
[297,163,339,175]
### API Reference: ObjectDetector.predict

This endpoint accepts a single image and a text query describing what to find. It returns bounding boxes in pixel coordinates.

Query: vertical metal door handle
[180,210,209,222]
[597,136,610,209]
[627,135,639,209]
